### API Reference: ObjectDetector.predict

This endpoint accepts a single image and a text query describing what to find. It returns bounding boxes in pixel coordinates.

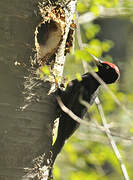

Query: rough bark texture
[0,0,57,179]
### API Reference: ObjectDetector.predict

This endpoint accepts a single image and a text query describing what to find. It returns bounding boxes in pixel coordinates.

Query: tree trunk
[0,0,57,179]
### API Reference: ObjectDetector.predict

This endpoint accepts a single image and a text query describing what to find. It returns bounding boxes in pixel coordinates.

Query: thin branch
[58,95,133,141]
[76,11,88,73]
[56,96,90,127]
[76,11,132,119]
[76,9,133,141]
[92,121,133,141]
[89,67,132,118]
[76,12,130,180]
[95,97,130,180]
[79,6,132,24]
[57,94,131,180]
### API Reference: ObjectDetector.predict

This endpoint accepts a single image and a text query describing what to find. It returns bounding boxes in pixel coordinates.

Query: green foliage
[41,66,50,75]
[74,39,113,64]
[85,23,100,40]
[38,65,50,80]
[77,0,118,14]
[76,72,82,81]
[53,165,60,179]
[100,84,125,114]
[77,0,89,14]
[75,49,92,62]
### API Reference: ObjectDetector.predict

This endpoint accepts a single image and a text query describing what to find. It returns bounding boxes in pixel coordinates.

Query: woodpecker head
[92,55,120,84]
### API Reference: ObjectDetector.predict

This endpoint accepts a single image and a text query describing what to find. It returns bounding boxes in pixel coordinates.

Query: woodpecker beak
[90,54,102,66]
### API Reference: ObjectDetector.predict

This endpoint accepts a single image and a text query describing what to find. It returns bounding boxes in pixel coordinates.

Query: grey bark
[0,0,57,179]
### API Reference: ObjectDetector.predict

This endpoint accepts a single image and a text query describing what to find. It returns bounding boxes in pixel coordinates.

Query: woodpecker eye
[105,65,110,69]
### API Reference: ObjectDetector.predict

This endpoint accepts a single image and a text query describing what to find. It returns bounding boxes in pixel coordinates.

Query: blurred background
[53,0,133,179]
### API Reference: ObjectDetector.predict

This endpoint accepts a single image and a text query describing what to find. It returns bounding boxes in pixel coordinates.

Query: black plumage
[52,57,120,164]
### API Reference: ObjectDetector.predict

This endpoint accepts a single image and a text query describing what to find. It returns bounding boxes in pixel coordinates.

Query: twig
[95,97,130,180]
[76,12,130,180]
[76,11,132,119]
[79,6,132,24]
[57,92,131,180]
[76,11,88,73]
[57,95,133,141]
[58,94,133,140]
[89,67,132,119]
[56,96,90,127]
[92,121,133,141]
[57,94,130,179]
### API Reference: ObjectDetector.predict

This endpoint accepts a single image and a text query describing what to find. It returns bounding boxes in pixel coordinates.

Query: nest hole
[35,19,62,62]
[37,20,58,46]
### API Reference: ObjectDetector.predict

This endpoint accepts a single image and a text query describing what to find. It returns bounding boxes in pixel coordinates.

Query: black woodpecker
[52,55,120,164]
